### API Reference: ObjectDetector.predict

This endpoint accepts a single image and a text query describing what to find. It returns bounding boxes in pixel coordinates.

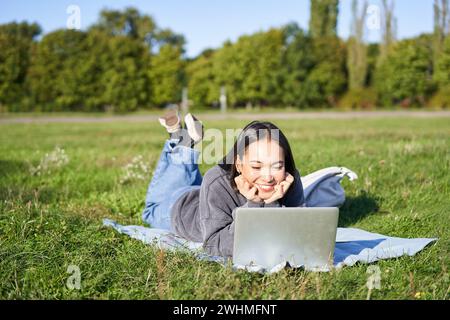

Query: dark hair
[218,120,297,193]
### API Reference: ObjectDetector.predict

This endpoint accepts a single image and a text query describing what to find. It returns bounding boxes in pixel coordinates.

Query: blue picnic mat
[103,219,437,274]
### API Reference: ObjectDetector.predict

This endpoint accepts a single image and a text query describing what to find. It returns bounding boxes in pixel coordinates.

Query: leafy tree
[28,27,151,112]
[211,29,284,108]
[154,28,186,52]
[25,7,190,112]
[366,43,380,86]
[92,8,185,53]
[435,36,450,87]
[70,29,109,111]
[432,36,450,108]
[241,29,284,107]
[211,41,244,107]
[347,0,368,90]
[0,22,41,110]
[149,44,185,107]
[433,0,449,81]
[309,0,339,38]
[99,35,151,112]
[429,34,450,108]
[308,0,346,107]
[376,37,434,107]
[274,23,315,108]
[93,7,157,48]
[186,49,217,107]
[379,0,397,63]
[201,22,345,109]
[304,36,347,107]
[27,29,87,111]
[92,8,186,109]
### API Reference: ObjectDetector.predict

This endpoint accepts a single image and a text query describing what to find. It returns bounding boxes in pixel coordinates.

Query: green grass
[0,116,449,299]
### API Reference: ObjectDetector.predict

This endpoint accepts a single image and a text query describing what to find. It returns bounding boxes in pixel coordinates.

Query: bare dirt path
[1,110,449,124]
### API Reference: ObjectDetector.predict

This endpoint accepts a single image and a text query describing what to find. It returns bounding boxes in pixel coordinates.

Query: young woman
[142,110,305,257]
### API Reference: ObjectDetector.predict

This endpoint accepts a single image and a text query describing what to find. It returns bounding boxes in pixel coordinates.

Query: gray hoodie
[170,164,305,257]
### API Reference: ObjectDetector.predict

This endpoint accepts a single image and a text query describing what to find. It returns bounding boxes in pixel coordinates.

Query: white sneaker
[158,109,181,133]
[184,113,204,143]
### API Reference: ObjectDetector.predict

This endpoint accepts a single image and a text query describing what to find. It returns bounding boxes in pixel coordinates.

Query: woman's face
[235,138,286,200]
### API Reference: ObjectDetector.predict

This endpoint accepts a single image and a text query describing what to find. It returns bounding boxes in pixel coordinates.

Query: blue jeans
[142,139,203,231]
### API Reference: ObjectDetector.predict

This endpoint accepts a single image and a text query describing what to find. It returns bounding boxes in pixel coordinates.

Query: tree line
[0,1,449,112]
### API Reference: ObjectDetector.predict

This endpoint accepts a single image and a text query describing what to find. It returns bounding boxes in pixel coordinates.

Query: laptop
[232,207,339,271]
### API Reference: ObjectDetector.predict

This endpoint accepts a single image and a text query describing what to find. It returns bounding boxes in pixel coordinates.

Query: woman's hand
[234,175,263,203]
[263,173,294,204]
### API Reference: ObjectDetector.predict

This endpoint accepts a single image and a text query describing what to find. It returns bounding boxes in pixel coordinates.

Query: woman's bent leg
[142,139,202,229]
[144,185,201,231]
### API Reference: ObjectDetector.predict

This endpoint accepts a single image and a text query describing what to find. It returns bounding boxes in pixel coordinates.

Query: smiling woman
[222,121,299,205]
[141,112,305,258]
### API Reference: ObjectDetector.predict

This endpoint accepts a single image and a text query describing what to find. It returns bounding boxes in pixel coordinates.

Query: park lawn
[0,116,449,300]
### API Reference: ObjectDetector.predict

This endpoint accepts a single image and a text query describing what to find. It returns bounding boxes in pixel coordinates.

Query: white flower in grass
[389,141,425,157]
[403,142,424,155]
[30,146,70,176]
[119,155,150,185]
[364,177,372,190]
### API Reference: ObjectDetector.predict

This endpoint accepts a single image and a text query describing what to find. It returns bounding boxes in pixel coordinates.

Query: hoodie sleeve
[281,169,305,207]
[199,178,267,257]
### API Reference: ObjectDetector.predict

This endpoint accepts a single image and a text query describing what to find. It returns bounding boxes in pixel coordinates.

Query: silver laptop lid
[232,207,339,271]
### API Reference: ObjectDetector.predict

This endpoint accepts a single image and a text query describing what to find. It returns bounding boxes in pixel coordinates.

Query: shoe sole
[161,109,180,127]
[184,113,204,142]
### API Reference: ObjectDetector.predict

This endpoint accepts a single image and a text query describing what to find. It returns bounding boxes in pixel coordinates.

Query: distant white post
[220,86,227,113]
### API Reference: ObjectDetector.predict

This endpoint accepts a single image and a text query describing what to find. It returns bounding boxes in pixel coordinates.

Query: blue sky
[0,0,433,58]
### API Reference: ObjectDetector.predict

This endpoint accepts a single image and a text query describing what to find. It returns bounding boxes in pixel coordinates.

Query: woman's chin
[258,190,275,200]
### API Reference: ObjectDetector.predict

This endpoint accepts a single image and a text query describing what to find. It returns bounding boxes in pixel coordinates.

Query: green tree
[309,0,339,38]
[433,0,449,81]
[366,43,380,86]
[0,22,41,110]
[376,37,434,107]
[430,36,450,108]
[435,36,450,87]
[241,29,284,107]
[93,7,185,53]
[211,29,284,108]
[347,0,368,90]
[28,27,151,112]
[210,41,241,107]
[91,8,186,110]
[379,0,397,63]
[274,23,315,108]
[308,0,346,107]
[186,49,217,107]
[149,44,185,107]
[70,29,109,111]
[27,29,87,111]
[154,28,186,51]
[92,8,186,109]
[99,35,151,112]
[93,7,157,48]
[304,36,347,107]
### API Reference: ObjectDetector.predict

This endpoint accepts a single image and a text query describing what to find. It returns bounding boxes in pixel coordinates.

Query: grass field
[0,115,449,299]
